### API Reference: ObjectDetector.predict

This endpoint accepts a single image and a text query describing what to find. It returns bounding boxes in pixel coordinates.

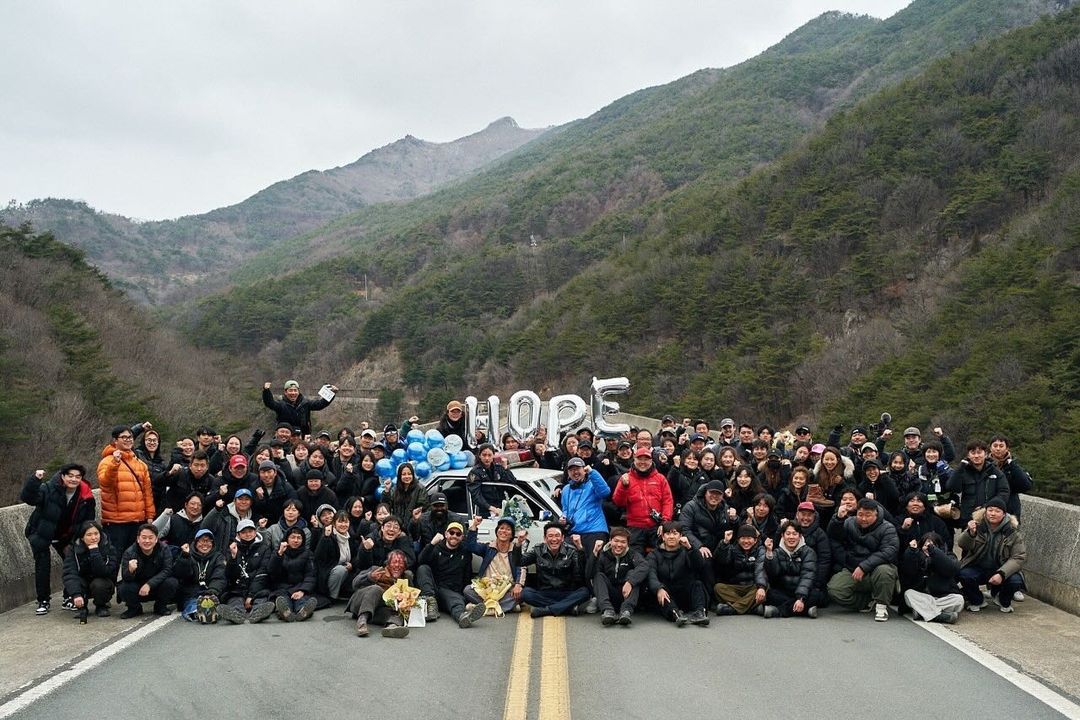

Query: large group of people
[21,380,1034,638]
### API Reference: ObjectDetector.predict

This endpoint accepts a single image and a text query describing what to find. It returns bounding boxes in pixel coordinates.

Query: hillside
[0,117,545,303]
[0,224,260,504]
[190,2,1078,501]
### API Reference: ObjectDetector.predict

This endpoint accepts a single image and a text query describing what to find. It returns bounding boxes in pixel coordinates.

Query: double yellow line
[502,612,571,720]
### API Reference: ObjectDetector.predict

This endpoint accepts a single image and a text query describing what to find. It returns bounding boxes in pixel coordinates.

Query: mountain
[189,1,1078,501]
[0,117,546,303]
[0,223,259,504]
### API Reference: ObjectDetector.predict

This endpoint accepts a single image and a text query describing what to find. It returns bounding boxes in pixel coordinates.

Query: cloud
[0,0,909,219]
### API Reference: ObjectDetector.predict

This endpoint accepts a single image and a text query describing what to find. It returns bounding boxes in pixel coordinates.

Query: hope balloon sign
[508,390,541,443]
[547,394,587,440]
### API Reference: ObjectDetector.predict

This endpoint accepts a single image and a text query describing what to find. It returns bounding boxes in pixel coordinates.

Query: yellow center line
[503,611,534,720]
[538,616,571,720]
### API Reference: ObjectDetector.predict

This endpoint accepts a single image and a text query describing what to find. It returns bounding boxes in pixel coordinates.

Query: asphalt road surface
[3,607,1070,720]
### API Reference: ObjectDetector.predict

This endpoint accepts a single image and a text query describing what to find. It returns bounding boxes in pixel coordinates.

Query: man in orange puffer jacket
[97,424,156,554]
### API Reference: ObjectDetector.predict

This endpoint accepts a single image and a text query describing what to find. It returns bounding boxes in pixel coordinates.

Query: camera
[649,509,663,525]
[869,412,893,437]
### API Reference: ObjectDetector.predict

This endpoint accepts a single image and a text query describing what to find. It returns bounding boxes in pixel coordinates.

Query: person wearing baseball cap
[416,516,487,628]
[214,453,255,508]
[261,378,338,438]
[413,491,469,547]
[613,446,672,553]
[436,400,472,452]
[793,500,832,599]
[217,518,276,625]
[175,528,227,623]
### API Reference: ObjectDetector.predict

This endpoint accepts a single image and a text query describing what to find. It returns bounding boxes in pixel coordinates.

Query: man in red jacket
[612,447,673,553]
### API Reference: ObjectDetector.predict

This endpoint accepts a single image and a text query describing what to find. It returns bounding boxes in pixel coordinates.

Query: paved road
[3,606,1070,720]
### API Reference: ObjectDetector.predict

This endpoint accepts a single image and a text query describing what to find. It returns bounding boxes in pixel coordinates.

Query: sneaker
[1013,591,1025,602]
[94,605,111,618]
[874,603,888,622]
[583,597,599,615]
[120,605,143,619]
[617,609,633,626]
[967,601,988,612]
[714,602,736,617]
[762,605,779,619]
[459,602,486,628]
[218,604,247,625]
[61,597,78,612]
[381,623,409,639]
[248,602,275,624]
[423,596,439,622]
[999,604,1015,614]
[673,611,689,627]
[152,603,172,616]
[274,596,292,622]
[35,600,50,616]
[807,606,818,619]
[294,597,317,621]
[601,609,617,626]
[934,611,959,624]
[688,609,710,626]
[530,606,552,619]
[355,614,369,637]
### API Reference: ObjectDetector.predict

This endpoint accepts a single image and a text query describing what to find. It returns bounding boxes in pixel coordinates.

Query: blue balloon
[424,429,445,450]
[415,461,432,479]
[376,458,395,478]
[450,451,468,470]
[406,429,425,446]
[436,460,451,472]
[391,448,407,466]
[407,441,426,461]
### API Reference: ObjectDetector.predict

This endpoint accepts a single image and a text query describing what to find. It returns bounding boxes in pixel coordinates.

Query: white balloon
[547,394,587,441]
[507,390,542,441]
[427,448,450,467]
[444,434,463,454]
[591,376,631,437]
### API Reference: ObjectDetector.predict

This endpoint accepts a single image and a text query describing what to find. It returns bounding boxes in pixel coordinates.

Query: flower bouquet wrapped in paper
[470,575,512,618]
[501,496,534,531]
[382,578,420,622]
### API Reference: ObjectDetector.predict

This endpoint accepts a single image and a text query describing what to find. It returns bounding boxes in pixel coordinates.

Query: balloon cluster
[374,428,474,481]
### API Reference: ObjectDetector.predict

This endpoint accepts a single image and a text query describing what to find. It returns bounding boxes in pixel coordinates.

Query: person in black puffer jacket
[62,521,117,622]
[900,531,964,623]
[762,521,821,618]
[266,525,317,621]
[826,499,899,621]
[136,430,169,516]
[679,480,735,592]
[118,524,179,618]
[896,492,951,549]
[22,464,97,614]
[713,525,767,616]
[218,519,275,624]
[793,502,832,604]
[646,522,709,626]
[415,518,487,627]
[261,380,336,438]
[948,441,1010,524]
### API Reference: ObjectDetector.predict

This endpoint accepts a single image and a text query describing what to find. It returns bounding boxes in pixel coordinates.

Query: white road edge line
[910,617,1080,720]
[0,615,176,719]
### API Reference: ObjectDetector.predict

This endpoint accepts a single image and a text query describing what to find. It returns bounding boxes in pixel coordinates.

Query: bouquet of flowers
[470,575,513,618]
[382,578,421,622]
[501,496,534,531]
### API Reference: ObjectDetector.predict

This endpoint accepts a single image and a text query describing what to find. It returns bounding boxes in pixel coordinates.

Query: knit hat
[984,497,1007,512]
[736,525,758,539]
[704,480,725,494]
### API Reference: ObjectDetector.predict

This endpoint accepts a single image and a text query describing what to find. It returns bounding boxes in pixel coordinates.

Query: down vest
[97,444,155,524]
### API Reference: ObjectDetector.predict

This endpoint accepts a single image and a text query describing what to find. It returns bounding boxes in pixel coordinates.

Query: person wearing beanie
[295,471,339,524]
[713,524,767,616]
[958,498,1026,613]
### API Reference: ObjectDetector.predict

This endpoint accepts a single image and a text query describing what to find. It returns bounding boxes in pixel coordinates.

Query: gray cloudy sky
[3,0,909,220]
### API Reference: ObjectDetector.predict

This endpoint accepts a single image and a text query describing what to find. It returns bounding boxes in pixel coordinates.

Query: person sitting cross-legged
[515,522,590,618]
[761,520,822,618]
[415,517,487,628]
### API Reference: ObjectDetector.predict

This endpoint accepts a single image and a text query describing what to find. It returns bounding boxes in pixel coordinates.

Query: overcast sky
[2,1,910,220]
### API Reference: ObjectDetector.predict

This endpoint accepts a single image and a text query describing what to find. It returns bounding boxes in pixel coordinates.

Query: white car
[421,460,565,570]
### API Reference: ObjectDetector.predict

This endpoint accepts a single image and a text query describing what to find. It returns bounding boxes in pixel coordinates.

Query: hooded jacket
[612,465,673,529]
[764,538,817,600]
[97,444,155,524]
[958,512,1026,579]
[174,545,228,599]
[715,541,766,587]
[266,543,316,595]
[560,468,611,535]
[679,493,733,552]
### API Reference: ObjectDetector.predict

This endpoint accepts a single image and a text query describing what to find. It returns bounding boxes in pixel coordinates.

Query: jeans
[518,586,590,616]
[959,566,1023,608]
